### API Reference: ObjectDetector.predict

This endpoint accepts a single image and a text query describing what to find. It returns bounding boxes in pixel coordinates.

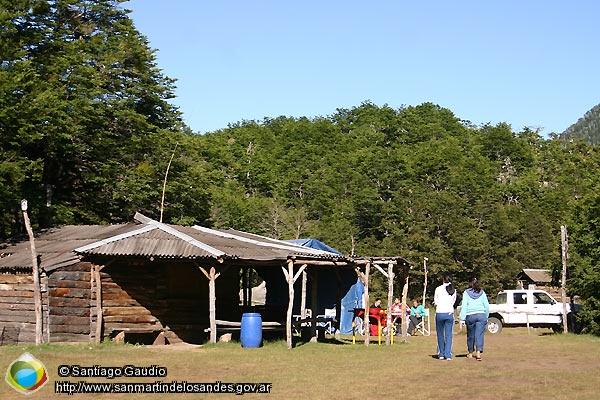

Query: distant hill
[562,104,600,145]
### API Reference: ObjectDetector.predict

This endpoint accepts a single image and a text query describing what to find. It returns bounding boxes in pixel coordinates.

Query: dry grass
[2,328,600,399]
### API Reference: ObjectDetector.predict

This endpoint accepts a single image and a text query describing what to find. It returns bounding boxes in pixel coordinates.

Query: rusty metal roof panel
[188,226,342,260]
[1,214,349,272]
[75,224,223,259]
[80,236,216,259]
[520,269,552,283]
[0,224,142,271]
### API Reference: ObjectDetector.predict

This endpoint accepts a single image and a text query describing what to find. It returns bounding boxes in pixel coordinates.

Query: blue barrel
[240,313,262,348]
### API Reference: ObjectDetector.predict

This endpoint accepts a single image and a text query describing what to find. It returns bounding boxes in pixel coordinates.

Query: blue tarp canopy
[287,238,342,255]
[286,238,363,334]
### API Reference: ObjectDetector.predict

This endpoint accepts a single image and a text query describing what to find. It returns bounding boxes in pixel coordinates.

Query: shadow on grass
[292,336,347,347]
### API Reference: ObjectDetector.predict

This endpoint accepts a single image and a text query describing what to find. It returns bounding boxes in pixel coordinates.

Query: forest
[1,1,599,334]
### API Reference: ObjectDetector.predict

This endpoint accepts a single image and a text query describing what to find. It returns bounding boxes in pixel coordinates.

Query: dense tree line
[1,1,599,334]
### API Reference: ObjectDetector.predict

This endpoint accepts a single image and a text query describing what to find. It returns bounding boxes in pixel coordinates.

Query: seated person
[368,298,386,335]
[407,299,426,335]
[390,297,403,335]
[371,298,382,308]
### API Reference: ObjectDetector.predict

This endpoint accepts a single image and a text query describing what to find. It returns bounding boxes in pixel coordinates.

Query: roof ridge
[74,225,157,253]
[191,226,336,256]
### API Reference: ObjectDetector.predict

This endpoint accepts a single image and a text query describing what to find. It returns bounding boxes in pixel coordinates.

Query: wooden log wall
[100,262,241,345]
[47,263,92,343]
[0,272,48,345]
[2,261,243,346]
[100,263,165,341]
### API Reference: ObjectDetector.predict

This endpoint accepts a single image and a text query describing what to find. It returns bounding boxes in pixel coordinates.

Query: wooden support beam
[301,270,308,319]
[242,267,248,307]
[363,263,371,346]
[334,269,342,339]
[386,262,394,345]
[373,263,388,278]
[94,265,103,345]
[199,265,221,344]
[281,260,295,349]
[401,267,409,343]
[310,268,319,342]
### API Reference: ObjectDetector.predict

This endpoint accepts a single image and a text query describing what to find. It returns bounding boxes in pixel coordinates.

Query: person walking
[459,277,489,361]
[434,274,457,360]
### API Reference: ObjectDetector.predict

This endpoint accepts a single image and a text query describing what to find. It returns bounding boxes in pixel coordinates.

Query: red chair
[368,308,387,337]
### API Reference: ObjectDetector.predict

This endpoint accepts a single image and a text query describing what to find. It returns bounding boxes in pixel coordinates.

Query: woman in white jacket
[434,274,457,360]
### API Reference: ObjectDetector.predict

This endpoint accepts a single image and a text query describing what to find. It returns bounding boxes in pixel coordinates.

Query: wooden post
[386,262,394,346]
[282,260,295,349]
[281,262,306,349]
[422,257,428,307]
[363,262,371,346]
[247,268,253,306]
[199,266,221,344]
[310,268,319,341]
[21,200,43,345]
[94,265,103,344]
[561,225,569,333]
[401,267,409,343]
[301,270,307,318]
[335,269,342,339]
[242,267,248,308]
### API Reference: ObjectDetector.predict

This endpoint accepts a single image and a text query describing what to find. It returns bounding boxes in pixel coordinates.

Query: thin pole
[21,200,43,345]
[422,257,428,307]
[561,225,569,333]
[160,142,178,223]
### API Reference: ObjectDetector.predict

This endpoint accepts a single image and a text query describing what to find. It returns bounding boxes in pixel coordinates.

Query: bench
[204,319,285,335]
[205,318,336,342]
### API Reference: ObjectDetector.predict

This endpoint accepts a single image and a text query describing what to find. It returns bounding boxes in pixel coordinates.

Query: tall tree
[0,0,207,236]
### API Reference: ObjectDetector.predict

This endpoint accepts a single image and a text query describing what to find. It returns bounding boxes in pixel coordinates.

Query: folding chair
[292,309,312,334]
[416,308,431,336]
[316,308,336,335]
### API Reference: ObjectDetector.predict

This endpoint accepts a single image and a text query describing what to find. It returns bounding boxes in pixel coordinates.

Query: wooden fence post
[561,225,569,333]
[21,200,43,345]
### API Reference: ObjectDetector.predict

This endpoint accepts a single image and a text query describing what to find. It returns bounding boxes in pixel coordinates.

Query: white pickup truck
[486,289,570,334]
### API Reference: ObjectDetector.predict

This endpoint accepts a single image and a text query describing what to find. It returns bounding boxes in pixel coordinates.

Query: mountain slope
[562,104,600,145]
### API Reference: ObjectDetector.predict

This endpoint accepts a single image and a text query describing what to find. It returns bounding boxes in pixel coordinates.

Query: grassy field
[1,328,599,399]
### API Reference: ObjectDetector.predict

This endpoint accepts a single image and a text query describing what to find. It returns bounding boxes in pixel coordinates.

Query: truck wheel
[487,317,502,334]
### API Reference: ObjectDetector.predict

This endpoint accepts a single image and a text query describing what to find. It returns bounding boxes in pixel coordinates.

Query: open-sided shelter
[0,213,410,348]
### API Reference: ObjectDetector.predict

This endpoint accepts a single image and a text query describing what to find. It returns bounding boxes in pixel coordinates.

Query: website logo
[5,352,48,395]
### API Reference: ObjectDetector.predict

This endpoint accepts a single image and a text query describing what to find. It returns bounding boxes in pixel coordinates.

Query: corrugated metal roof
[520,269,552,283]
[0,214,348,272]
[0,224,141,271]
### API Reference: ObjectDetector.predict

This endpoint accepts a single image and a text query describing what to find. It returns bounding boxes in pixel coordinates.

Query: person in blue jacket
[407,299,426,335]
[459,277,490,361]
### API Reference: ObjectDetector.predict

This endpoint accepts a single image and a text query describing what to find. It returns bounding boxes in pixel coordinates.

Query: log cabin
[0,213,409,347]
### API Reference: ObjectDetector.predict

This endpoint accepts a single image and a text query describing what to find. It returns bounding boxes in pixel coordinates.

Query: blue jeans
[435,312,454,359]
[465,313,487,353]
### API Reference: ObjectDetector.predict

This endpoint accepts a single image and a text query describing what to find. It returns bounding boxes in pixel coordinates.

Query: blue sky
[126,0,599,136]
